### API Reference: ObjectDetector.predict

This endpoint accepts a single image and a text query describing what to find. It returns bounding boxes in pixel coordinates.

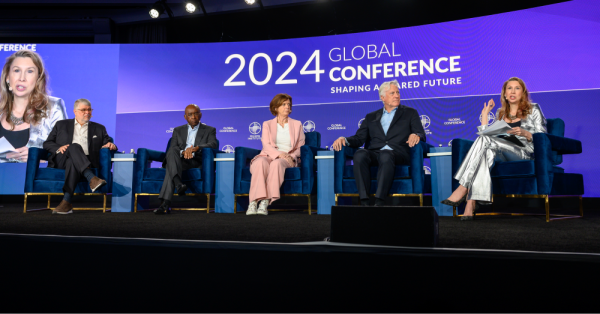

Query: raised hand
[481,99,495,126]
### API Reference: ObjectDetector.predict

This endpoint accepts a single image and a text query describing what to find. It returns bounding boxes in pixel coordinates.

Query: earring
[7,81,11,92]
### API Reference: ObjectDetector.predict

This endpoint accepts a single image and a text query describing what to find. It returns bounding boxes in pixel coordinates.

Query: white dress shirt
[276,123,292,152]
[72,119,89,155]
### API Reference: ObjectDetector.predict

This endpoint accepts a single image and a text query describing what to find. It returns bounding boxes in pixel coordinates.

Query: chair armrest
[300,145,325,194]
[410,142,432,194]
[233,146,261,194]
[534,133,582,155]
[25,147,47,193]
[451,139,475,190]
[98,148,114,193]
[333,146,357,194]
[200,147,220,194]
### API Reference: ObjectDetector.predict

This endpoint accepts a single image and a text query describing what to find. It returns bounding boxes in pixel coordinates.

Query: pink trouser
[249,156,292,205]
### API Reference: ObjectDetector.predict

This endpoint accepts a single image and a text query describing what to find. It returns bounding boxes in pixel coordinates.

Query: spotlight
[149,1,165,18]
[185,2,196,13]
[245,0,256,4]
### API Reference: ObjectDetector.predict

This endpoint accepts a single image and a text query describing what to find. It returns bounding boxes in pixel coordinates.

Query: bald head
[184,104,201,127]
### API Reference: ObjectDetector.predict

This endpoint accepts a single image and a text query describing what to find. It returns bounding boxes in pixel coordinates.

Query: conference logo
[420,115,432,135]
[444,118,465,125]
[220,126,237,133]
[303,120,316,133]
[327,123,346,131]
[358,118,365,128]
[248,122,261,140]
[423,166,431,175]
[166,127,174,133]
[479,112,496,125]
[222,145,235,154]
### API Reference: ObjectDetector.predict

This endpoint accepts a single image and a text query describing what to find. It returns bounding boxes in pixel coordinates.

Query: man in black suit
[332,80,426,206]
[43,98,117,214]
[155,104,218,215]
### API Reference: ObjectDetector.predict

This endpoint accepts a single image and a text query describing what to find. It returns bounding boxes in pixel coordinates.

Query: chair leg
[206,194,211,213]
[47,195,51,209]
[308,195,312,215]
[103,194,107,213]
[234,195,237,214]
[419,194,423,207]
[23,194,28,213]
[134,194,138,213]
[545,195,550,222]
[452,206,457,217]
[335,194,338,206]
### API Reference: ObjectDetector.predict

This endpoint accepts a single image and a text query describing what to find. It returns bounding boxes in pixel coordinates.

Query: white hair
[378,80,400,98]
[74,98,91,109]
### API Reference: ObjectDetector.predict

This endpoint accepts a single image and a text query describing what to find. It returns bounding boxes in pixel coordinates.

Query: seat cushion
[143,168,166,181]
[35,167,98,181]
[343,165,410,179]
[182,168,202,181]
[491,160,535,178]
[241,167,302,182]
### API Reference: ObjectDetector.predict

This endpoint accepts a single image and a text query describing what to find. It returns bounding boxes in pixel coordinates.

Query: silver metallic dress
[453,103,547,202]
[0,96,68,163]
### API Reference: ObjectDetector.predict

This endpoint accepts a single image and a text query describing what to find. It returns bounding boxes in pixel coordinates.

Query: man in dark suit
[332,80,426,206]
[154,104,218,215]
[43,98,117,214]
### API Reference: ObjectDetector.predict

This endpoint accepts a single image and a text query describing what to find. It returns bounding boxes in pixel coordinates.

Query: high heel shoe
[441,194,467,207]
[460,202,479,221]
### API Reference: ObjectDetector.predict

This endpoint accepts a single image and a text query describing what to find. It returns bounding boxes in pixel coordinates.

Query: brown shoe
[89,176,107,192]
[53,200,73,215]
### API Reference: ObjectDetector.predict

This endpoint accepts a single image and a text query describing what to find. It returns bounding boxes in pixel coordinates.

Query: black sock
[63,192,72,203]
[83,169,95,182]
[173,175,183,186]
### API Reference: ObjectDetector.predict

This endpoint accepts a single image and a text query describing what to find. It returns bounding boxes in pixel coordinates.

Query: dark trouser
[159,147,201,201]
[53,143,92,195]
[353,149,409,201]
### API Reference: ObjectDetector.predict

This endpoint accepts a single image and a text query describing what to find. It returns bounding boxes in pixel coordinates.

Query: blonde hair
[498,77,532,121]
[0,50,50,129]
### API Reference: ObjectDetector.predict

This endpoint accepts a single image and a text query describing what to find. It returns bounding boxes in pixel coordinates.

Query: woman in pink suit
[247,93,305,215]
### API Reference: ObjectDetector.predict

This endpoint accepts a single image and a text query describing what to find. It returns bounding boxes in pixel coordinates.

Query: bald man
[155,104,218,214]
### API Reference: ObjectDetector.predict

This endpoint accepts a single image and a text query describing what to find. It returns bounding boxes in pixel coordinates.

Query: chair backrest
[546,118,564,165]
[165,138,220,152]
[304,131,321,148]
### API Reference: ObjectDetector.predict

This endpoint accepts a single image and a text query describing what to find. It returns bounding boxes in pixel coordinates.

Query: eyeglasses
[77,109,93,113]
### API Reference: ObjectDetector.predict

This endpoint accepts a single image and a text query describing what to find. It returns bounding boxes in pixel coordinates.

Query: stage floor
[1,200,598,253]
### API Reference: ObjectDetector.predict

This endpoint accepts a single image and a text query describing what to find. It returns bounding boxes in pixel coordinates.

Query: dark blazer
[43,119,115,169]
[346,105,426,156]
[164,123,217,167]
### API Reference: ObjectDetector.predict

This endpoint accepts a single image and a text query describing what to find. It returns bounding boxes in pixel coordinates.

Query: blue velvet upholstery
[451,118,584,197]
[133,139,221,196]
[24,145,114,194]
[333,141,433,197]
[233,132,324,197]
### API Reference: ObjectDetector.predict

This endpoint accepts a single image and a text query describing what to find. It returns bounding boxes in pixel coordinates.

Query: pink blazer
[251,117,305,167]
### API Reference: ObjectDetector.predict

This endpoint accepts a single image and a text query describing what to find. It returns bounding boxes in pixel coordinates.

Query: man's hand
[58,144,70,154]
[184,146,199,159]
[406,134,420,147]
[102,142,117,150]
[6,146,29,162]
[332,137,346,151]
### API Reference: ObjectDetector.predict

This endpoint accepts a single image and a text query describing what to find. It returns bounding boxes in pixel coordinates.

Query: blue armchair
[24,145,114,213]
[333,142,433,206]
[133,139,220,212]
[233,132,323,215]
[451,118,584,222]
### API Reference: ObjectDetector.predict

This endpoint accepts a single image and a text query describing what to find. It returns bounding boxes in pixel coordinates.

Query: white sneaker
[257,200,269,215]
[246,201,258,215]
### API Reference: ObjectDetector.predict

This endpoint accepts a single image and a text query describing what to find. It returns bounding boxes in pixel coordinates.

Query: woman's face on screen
[504,81,523,105]
[7,57,38,99]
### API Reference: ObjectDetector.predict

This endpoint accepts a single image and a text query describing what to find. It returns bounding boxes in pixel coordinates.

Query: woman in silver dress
[441,77,547,220]
[0,50,67,163]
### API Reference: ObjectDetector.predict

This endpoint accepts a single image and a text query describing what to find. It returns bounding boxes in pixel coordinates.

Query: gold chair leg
[134,194,138,213]
[545,195,550,222]
[47,195,51,209]
[419,194,423,207]
[335,194,338,206]
[23,194,28,213]
[234,195,237,214]
[308,195,312,215]
[103,194,107,213]
[206,194,211,213]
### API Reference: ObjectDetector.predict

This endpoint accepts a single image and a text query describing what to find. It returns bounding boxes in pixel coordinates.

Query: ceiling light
[185,2,197,13]
[245,0,256,5]
[149,2,165,18]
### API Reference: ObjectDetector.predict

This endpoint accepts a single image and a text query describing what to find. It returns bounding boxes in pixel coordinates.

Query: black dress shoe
[176,184,187,196]
[441,194,467,206]
[374,199,386,206]
[360,199,370,206]
[154,201,171,215]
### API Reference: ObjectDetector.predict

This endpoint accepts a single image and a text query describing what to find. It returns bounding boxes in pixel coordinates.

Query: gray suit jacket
[163,123,218,167]
[478,103,547,152]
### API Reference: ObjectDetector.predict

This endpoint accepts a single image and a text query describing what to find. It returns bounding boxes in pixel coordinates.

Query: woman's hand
[508,127,531,139]
[5,146,29,162]
[284,155,295,166]
[481,99,495,125]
